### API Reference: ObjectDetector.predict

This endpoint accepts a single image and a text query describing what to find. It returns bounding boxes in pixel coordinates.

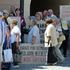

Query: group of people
[28,9,69,65]
[0,7,25,70]
[0,7,69,70]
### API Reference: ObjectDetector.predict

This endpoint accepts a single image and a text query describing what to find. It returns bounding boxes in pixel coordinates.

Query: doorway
[30,0,70,17]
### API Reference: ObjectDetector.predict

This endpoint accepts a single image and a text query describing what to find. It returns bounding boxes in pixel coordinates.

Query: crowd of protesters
[0,7,70,70]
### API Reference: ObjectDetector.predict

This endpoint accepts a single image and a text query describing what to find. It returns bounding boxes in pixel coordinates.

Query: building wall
[24,0,31,28]
[0,0,20,11]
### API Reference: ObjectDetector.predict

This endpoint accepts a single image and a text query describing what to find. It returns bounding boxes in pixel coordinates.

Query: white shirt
[44,24,58,47]
[11,25,21,43]
[28,25,40,44]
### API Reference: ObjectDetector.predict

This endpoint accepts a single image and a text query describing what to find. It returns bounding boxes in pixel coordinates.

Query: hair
[15,8,20,12]
[12,19,18,25]
[35,12,42,20]
[2,16,8,25]
[46,19,53,24]
[45,19,53,27]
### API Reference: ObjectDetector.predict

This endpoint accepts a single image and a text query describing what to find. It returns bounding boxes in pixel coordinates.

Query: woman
[0,18,4,70]
[28,20,40,44]
[10,19,21,67]
[44,19,58,65]
[35,12,45,24]
[35,12,46,43]
[1,16,11,70]
[15,8,26,43]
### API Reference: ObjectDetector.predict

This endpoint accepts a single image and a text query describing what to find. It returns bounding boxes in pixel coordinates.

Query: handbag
[3,48,13,62]
[58,33,66,42]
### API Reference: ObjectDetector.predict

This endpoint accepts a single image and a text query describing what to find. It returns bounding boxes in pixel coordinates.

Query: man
[47,9,58,20]
[43,10,48,21]
[28,20,40,44]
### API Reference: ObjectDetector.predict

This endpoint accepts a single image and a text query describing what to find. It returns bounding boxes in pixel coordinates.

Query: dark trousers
[1,62,11,70]
[11,42,19,65]
[47,47,58,64]
[60,30,69,57]
[60,35,69,57]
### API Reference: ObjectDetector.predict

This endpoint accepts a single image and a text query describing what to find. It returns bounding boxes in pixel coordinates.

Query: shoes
[52,62,58,65]
[57,58,65,64]
[47,62,58,66]
[12,65,19,68]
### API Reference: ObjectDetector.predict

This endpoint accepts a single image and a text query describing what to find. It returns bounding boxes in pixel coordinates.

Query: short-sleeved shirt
[28,25,40,44]
[44,24,58,47]
[11,25,21,43]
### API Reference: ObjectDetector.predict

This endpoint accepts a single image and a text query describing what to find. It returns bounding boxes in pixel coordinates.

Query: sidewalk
[11,48,70,70]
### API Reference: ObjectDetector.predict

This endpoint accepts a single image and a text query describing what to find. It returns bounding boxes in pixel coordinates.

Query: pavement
[11,47,70,70]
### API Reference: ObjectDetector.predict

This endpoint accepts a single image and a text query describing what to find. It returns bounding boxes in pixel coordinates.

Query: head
[48,9,53,16]
[52,19,57,27]
[47,19,53,23]
[3,10,9,18]
[15,8,20,16]
[35,12,42,21]
[12,19,18,27]
[46,19,56,26]
[10,5,15,12]
[2,16,8,25]
[32,20,37,26]
[43,10,48,17]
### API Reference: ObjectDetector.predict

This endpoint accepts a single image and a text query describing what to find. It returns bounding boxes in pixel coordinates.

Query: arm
[6,31,10,48]
[15,33,20,48]
[32,36,36,44]
[45,36,51,45]
[0,29,2,46]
